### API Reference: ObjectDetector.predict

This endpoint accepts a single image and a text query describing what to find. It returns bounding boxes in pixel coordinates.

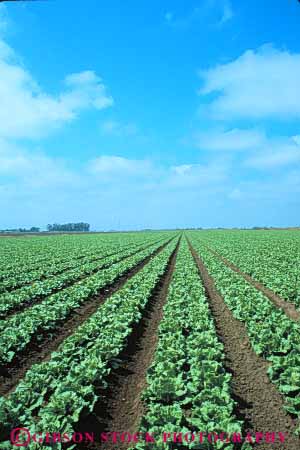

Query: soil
[0,244,131,295]
[188,242,300,450]
[206,245,300,322]
[73,238,180,450]
[1,238,167,319]
[0,237,175,397]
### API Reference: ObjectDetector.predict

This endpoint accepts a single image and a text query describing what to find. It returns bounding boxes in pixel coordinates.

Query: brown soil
[1,238,166,319]
[0,244,132,294]
[73,239,180,450]
[188,242,300,450]
[206,245,300,322]
[0,238,175,397]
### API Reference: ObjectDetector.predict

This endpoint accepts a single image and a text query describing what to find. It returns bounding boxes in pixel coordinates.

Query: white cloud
[100,120,138,137]
[88,155,152,178]
[0,40,113,140]
[195,128,266,151]
[164,0,233,28]
[171,164,193,176]
[199,44,300,120]
[0,139,31,174]
[245,143,300,169]
[168,161,228,188]
[0,139,78,188]
[227,171,300,204]
[228,188,242,200]
[193,127,300,169]
[1,139,299,228]
[219,0,233,25]
[292,135,300,146]
[62,70,113,111]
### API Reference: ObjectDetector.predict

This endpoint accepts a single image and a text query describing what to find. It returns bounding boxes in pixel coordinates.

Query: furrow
[74,238,180,450]
[206,245,300,322]
[0,238,174,397]
[188,241,300,450]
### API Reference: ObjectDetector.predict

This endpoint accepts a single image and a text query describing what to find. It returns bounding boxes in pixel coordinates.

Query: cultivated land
[0,230,299,450]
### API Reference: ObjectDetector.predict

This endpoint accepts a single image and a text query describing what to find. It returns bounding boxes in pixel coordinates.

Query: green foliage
[189,229,300,306]
[0,237,173,365]
[0,238,178,449]
[135,238,241,450]
[0,235,165,316]
[188,231,300,427]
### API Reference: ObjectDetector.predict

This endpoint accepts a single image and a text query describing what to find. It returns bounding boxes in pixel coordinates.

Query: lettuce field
[0,230,300,450]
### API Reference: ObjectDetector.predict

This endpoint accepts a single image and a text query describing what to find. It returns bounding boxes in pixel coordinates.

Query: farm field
[0,230,299,450]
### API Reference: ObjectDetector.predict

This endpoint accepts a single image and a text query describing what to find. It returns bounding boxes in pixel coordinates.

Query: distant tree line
[252,226,277,230]
[47,223,90,232]
[0,227,40,233]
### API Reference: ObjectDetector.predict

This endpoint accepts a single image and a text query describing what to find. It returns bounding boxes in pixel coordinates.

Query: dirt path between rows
[0,237,176,397]
[74,239,180,450]
[206,245,300,322]
[1,238,166,319]
[0,243,134,295]
[189,242,300,450]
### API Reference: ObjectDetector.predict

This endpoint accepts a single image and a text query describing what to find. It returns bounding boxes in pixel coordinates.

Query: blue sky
[0,0,300,230]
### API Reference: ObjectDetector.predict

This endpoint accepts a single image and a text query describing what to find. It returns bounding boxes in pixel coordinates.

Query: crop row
[0,235,107,276]
[0,238,179,450]
[133,238,242,450]
[0,236,165,318]
[193,230,300,307]
[0,234,165,290]
[0,241,127,292]
[0,236,174,366]
[188,234,300,430]
[0,232,168,278]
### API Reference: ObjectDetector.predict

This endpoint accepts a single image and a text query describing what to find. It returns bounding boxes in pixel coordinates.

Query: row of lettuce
[188,232,300,430]
[0,235,166,318]
[0,238,179,449]
[0,234,114,277]
[1,231,298,449]
[0,238,127,293]
[192,230,300,307]
[132,238,243,450]
[1,237,245,450]
[0,236,173,365]
[0,233,169,292]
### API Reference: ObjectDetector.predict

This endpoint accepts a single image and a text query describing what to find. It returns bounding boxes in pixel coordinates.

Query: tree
[47,223,90,232]
[30,227,40,232]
